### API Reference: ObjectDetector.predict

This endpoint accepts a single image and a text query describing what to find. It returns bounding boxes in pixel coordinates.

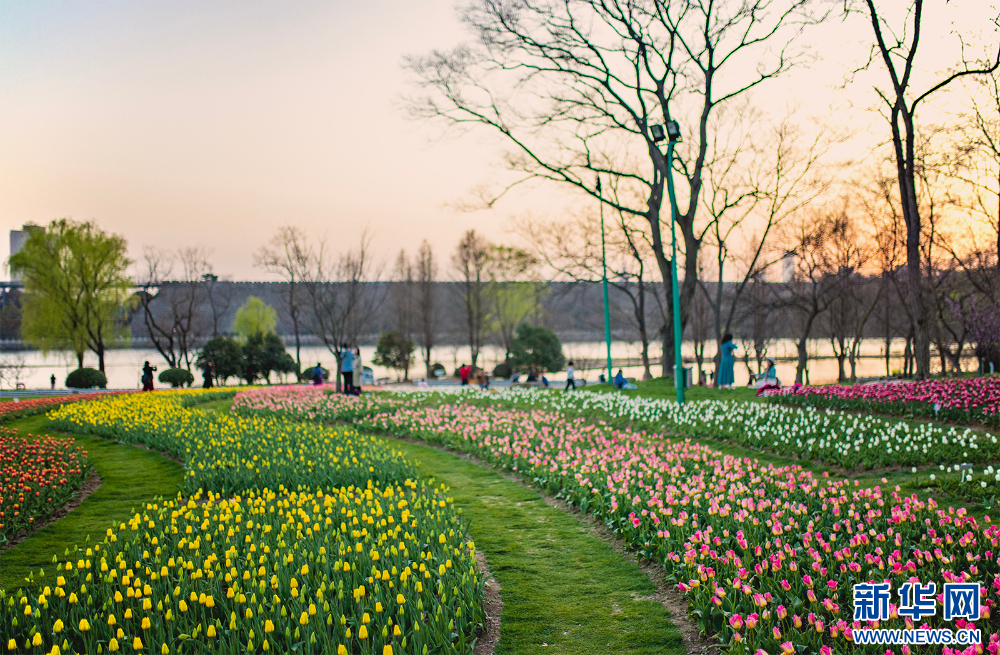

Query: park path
[386,437,687,655]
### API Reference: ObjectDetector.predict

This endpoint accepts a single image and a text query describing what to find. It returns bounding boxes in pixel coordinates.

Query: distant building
[781,252,796,283]
[8,224,42,281]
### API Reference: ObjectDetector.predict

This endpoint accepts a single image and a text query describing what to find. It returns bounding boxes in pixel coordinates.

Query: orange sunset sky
[1,1,996,281]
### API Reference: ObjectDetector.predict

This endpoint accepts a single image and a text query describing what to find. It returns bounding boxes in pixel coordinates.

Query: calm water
[0,338,972,391]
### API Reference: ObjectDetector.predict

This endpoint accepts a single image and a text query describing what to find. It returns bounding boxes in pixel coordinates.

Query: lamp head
[666,120,681,142]
[650,123,666,143]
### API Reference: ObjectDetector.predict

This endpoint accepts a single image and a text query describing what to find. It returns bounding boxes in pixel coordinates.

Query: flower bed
[0,428,89,544]
[0,390,485,654]
[234,385,1000,654]
[233,386,405,423]
[48,391,415,494]
[235,386,1000,471]
[767,376,1000,428]
[0,392,127,424]
[2,483,481,655]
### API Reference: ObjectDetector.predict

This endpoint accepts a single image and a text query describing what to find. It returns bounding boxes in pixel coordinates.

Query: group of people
[139,360,215,391]
[457,364,490,389]
[717,333,780,394]
[309,343,363,394]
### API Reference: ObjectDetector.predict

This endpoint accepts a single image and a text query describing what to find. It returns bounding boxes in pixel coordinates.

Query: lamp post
[596,175,613,386]
[651,120,685,405]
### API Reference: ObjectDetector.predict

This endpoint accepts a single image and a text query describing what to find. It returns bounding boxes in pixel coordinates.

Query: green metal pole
[599,180,613,385]
[666,141,685,405]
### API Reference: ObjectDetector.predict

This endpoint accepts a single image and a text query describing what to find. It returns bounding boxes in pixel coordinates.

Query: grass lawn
[0,414,184,592]
[583,377,761,403]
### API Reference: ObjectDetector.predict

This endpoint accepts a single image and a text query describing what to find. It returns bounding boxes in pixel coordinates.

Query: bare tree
[701,113,838,381]
[486,244,538,363]
[136,247,212,369]
[945,71,1000,298]
[517,194,661,380]
[414,240,439,378]
[453,230,490,369]
[255,226,313,372]
[819,203,881,381]
[855,0,1000,378]
[406,0,822,376]
[202,273,235,338]
[301,234,383,392]
[780,208,844,384]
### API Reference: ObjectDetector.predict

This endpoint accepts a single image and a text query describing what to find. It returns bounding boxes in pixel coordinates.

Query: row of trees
[10,212,995,389]
[405,0,1000,381]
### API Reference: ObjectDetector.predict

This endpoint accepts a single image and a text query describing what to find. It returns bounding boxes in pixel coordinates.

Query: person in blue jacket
[340,343,355,394]
[718,333,738,389]
[614,369,627,389]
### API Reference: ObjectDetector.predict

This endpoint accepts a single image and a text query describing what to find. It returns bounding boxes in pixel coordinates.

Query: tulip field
[235,385,1000,471]
[0,389,486,655]
[0,392,126,424]
[47,390,417,494]
[768,376,1000,428]
[0,427,89,545]
[232,385,1000,654]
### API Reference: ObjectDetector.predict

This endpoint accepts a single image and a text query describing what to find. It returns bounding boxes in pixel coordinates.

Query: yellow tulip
[133,636,143,650]
[53,619,64,633]
[383,647,394,655]
[264,620,274,633]
[109,638,120,652]
[32,634,42,647]
[79,619,91,632]
[359,625,368,640]
[207,625,217,638]
[299,611,308,625]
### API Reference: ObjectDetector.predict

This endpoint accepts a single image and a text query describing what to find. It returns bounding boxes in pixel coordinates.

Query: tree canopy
[508,323,565,373]
[233,296,278,340]
[373,330,415,380]
[8,219,132,372]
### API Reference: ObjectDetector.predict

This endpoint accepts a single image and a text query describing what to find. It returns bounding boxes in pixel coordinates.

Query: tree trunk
[76,350,84,369]
[795,313,817,385]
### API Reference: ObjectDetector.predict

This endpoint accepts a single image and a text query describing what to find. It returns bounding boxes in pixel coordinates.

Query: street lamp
[651,120,685,405]
[596,175,613,386]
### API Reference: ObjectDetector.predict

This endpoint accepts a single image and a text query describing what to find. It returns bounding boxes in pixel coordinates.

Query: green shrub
[159,367,195,388]
[196,336,244,384]
[509,323,565,373]
[493,360,513,379]
[65,367,107,389]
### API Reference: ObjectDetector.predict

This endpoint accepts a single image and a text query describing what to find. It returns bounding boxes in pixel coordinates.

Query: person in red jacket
[458,364,471,385]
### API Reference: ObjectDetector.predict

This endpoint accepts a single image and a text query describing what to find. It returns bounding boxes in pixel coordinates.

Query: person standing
[717,334,738,389]
[50,374,56,390]
[458,364,470,386]
[565,360,576,391]
[202,361,214,389]
[141,361,157,391]
[340,343,355,394]
[354,346,363,390]
[312,362,324,386]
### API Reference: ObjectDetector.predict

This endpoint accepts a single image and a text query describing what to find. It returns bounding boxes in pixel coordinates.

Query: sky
[1,1,996,281]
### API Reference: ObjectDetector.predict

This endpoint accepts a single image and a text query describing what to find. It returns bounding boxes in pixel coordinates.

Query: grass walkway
[387,438,685,655]
[0,414,184,592]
